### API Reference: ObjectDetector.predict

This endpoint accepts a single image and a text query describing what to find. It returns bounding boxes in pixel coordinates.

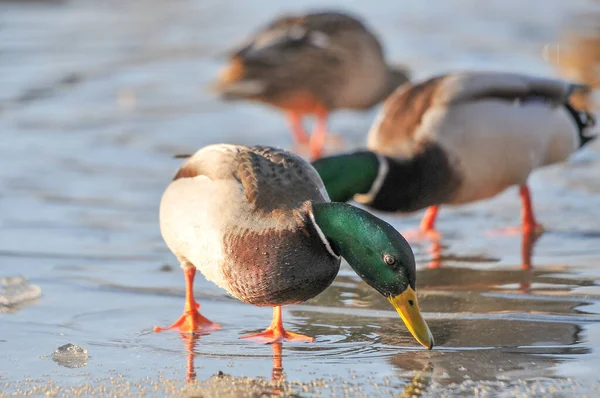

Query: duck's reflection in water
[176,229,594,391]
[180,332,199,383]
[520,229,541,271]
[299,254,594,383]
[300,262,593,323]
[181,334,287,395]
[181,334,284,383]
[423,229,541,275]
[386,320,586,384]
[180,333,440,397]
[426,229,541,293]
[271,343,284,392]
[399,362,434,398]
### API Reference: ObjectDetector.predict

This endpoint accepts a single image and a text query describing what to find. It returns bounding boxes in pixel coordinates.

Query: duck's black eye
[383,254,397,267]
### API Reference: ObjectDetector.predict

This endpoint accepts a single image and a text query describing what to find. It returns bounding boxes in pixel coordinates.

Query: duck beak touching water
[311,202,434,349]
[388,287,434,349]
[157,144,433,348]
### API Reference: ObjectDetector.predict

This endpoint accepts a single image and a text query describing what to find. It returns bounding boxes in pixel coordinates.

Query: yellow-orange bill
[388,287,434,349]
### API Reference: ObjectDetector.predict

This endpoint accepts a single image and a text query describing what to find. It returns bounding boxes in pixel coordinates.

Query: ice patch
[52,344,89,369]
[0,276,41,312]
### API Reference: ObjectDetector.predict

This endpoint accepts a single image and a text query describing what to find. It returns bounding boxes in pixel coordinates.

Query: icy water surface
[2,0,600,396]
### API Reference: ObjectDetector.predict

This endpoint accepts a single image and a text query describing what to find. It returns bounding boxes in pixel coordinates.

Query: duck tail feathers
[570,105,597,147]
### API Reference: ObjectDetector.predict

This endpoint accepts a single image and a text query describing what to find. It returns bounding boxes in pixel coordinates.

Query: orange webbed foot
[154,310,221,333]
[240,327,314,344]
[242,306,313,344]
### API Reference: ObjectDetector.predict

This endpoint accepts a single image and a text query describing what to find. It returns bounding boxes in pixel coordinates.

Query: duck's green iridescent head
[311,202,434,349]
[311,151,380,203]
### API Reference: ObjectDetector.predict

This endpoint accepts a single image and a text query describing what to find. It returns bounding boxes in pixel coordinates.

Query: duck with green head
[155,144,433,349]
[312,71,596,234]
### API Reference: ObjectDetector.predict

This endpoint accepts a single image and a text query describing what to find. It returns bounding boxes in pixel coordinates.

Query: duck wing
[369,72,591,150]
[174,144,329,213]
[434,71,587,105]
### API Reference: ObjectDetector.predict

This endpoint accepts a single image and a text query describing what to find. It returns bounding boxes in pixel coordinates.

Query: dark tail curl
[564,102,597,147]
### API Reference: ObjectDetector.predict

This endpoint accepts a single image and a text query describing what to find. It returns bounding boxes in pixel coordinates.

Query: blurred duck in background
[313,72,596,236]
[213,11,410,160]
[550,12,600,111]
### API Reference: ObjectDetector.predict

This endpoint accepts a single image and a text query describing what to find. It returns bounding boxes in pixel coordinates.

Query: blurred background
[2,0,600,396]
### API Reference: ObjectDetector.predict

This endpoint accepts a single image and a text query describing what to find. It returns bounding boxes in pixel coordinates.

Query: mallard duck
[312,72,596,234]
[214,11,410,160]
[154,144,433,348]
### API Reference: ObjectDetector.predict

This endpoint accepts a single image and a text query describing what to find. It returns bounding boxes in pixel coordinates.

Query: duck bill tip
[388,287,434,350]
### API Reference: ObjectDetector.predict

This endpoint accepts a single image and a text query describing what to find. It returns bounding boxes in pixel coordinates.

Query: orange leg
[519,228,536,292]
[308,111,328,160]
[287,112,310,146]
[401,207,441,242]
[519,185,543,234]
[420,206,439,232]
[240,306,313,344]
[154,267,220,333]
[521,228,540,271]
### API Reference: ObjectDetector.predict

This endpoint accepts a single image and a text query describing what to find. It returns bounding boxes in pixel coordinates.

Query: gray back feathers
[174,144,329,213]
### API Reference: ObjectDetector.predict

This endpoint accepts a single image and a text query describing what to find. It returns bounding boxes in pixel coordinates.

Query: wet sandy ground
[2,0,600,396]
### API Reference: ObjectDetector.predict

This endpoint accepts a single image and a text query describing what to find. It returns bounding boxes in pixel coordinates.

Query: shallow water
[2,0,600,396]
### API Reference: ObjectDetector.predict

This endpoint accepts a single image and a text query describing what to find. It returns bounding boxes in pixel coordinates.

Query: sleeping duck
[154,144,433,348]
[214,11,409,160]
[312,71,596,234]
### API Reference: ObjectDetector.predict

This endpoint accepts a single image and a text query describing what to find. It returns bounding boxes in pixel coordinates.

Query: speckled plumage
[160,144,340,306]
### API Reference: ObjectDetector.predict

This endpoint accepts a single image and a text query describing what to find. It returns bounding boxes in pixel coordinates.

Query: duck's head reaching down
[157,144,432,348]
[312,201,434,349]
